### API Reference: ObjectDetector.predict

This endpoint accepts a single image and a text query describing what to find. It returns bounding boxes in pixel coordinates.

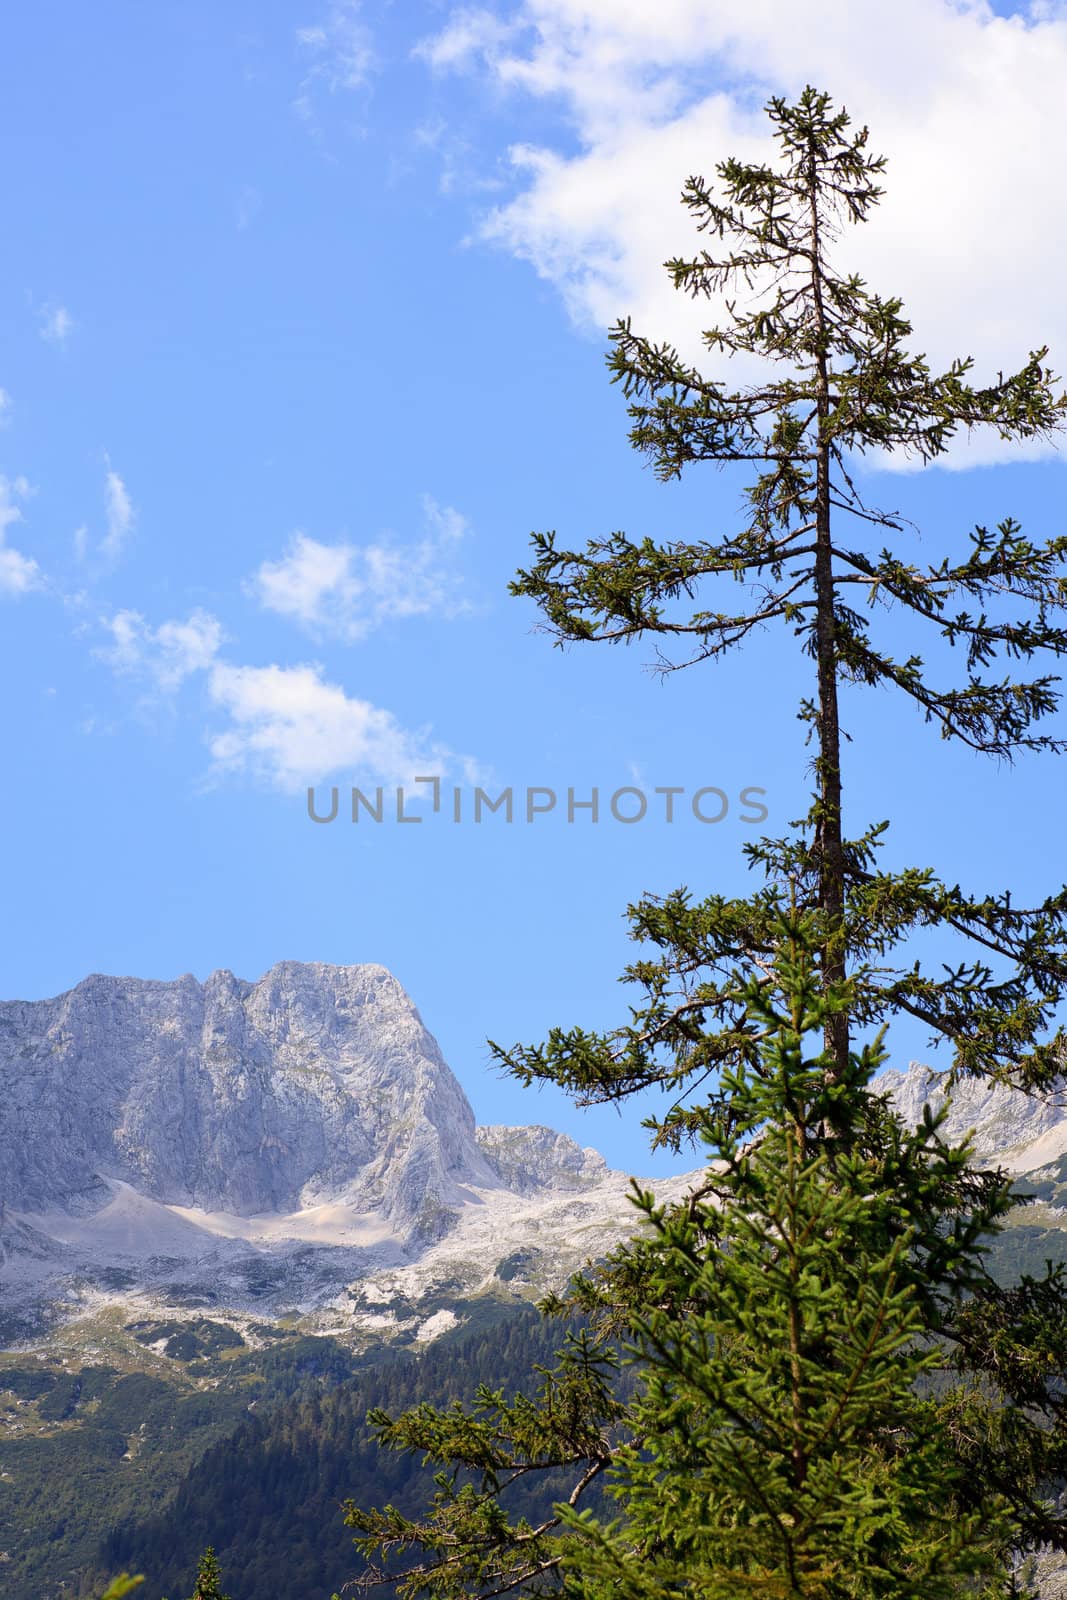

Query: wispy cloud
[96,607,455,792]
[207,661,445,792]
[0,388,12,428]
[39,304,73,346]
[102,459,135,560]
[73,460,137,566]
[420,0,1067,469]
[414,7,517,71]
[98,608,226,693]
[0,475,42,597]
[248,495,473,641]
[294,0,375,122]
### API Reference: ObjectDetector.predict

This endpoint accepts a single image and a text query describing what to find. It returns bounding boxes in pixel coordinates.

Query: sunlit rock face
[475,1124,608,1195]
[0,962,498,1240]
[0,963,675,1337]
[2,964,1065,1344]
[879,1061,1067,1170]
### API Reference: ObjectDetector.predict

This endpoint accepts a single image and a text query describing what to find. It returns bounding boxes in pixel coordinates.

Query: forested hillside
[4,1189,1064,1600]
[86,1306,576,1600]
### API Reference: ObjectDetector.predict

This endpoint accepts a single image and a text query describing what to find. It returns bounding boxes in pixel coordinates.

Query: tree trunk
[807,139,849,1074]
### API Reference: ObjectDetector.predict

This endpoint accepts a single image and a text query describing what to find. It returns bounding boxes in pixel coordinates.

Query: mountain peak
[878,1060,1067,1168]
[0,963,485,1236]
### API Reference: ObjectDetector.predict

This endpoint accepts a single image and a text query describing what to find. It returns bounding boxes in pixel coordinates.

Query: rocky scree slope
[0,964,1065,1342]
[0,964,641,1335]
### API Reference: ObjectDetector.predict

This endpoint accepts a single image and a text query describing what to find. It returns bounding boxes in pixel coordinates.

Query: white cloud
[207,661,445,792]
[98,607,225,692]
[0,388,12,428]
[294,1,375,120]
[102,460,135,559]
[39,304,73,346]
[414,7,518,69]
[0,544,40,596]
[249,495,473,640]
[421,0,1067,468]
[73,462,136,564]
[96,606,451,791]
[0,475,42,597]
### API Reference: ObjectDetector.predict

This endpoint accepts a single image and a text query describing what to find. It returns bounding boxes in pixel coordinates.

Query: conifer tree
[507,86,1067,1094]
[189,1548,230,1600]
[559,927,1024,1600]
[344,923,1064,1598]
[344,87,1067,1597]
[157,1547,230,1600]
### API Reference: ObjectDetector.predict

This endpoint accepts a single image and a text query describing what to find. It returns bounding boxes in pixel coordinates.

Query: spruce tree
[344,923,1064,1598]
[562,924,1022,1600]
[509,86,1067,1094]
[156,1547,230,1600]
[343,88,1067,1597]
[188,1549,230,1600]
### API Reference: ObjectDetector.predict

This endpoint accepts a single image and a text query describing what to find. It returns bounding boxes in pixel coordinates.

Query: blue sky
[2,0,1066,1175]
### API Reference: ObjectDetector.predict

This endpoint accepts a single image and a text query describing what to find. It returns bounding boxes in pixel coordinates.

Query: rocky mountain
[475,1123,609,1193]
[1,962,1066,1351]
[2,968,1065,1600]
[0,963,693,1344]
[878,1061,1067,1170]
[0,962,496,1239]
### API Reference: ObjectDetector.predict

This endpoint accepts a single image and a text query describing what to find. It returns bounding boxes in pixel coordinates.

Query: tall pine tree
[343,88,1067,1599]
[558,925,1024,1600]
[508,86,1067,1098]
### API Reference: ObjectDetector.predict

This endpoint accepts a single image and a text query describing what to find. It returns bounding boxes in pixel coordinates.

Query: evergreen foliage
[505,87,1067,1094]
[87,1309,576,1600]
[344,87,1067,1599]
[162,1547,230,1600]
[346,928,1065,1597]
[559,929,1041,1600]
[1,1363,259,1600]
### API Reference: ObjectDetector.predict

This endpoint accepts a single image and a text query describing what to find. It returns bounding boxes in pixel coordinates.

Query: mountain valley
[1,962,1066,1598]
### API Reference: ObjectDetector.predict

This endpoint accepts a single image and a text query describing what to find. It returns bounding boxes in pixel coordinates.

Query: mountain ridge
[0,961,492,1236]
[2,963,1065,1600]
[2,962,1066,1349]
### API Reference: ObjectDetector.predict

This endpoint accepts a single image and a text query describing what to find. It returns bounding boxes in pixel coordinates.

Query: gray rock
[878,1061,1067,1165]
[3,963,1066,1345]
[475,1125,608,1194]
[0,962,498,1240]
